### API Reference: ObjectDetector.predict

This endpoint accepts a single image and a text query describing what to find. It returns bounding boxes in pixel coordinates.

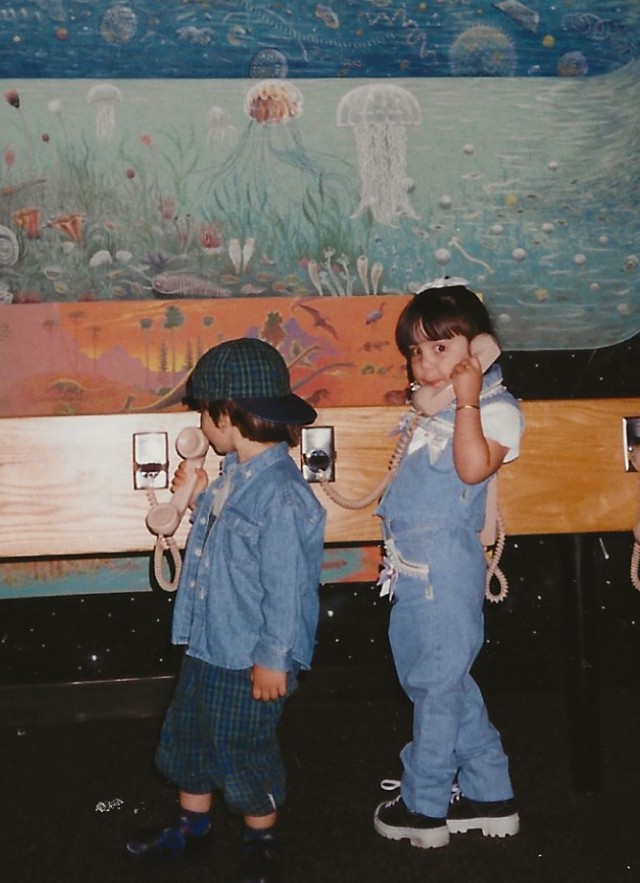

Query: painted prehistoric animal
[152,273,232,298]
[44,379,100,397]
[292,301,339,339]
[365,302,386,325]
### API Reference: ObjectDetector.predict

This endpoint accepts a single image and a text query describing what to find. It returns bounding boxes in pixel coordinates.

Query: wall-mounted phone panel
[301,426,335,482]
[622,417,640,472]
[133,432,169,489]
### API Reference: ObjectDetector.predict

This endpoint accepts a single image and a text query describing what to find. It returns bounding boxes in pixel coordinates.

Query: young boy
[127,338,327,883]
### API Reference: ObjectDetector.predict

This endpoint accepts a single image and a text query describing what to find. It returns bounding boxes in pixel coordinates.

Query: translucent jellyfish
[249,48,288,79]
[336,84,422,227]
[557,51,588,77]
[99,5,137,45]
[449,26,516,76]
[87,83,123,143]
[200,80,355,272]
[206,105,237,150]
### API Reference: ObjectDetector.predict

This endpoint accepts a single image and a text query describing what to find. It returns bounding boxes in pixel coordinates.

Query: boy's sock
[179,807,212,838]
[243,824,277,842]
[126,807,211,858]
[239,825,279,883]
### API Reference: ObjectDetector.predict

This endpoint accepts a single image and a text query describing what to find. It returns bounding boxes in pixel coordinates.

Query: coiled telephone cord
[145,488,182,593]
[632,542,640,592]
[318,411,509,602]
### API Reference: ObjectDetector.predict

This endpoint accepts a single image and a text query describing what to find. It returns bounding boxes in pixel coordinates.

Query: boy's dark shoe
[238,834,279,883]
[125,822,212,860]
[447,787,520,838]
[374,794,449,849]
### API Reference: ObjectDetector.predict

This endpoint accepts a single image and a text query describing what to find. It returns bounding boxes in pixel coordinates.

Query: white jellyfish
[86,83,123,143]
[206,105,237,150]
[336,83,422,227]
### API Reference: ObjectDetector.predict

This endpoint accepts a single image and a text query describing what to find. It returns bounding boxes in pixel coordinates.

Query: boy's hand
[170,460,208,509]
[251,664,287,701]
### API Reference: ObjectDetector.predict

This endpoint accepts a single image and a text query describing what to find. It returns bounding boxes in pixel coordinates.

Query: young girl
[374,284,524,849]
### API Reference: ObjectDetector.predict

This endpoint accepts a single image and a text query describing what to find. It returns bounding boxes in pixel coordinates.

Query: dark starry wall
[1,334,639,692]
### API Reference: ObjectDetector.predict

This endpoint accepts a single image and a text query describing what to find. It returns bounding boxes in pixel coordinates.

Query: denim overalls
[376,366,520,818]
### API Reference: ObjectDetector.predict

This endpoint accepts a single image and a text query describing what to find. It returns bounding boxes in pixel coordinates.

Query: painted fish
[152,273,231,298]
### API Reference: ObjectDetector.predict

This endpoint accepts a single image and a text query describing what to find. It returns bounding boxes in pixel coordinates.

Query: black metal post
[562,533,602,793]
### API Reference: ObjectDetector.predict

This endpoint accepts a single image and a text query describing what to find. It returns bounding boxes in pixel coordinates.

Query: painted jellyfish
[200,80,355,270]
[87,83,123,143]
[336,84,422,227]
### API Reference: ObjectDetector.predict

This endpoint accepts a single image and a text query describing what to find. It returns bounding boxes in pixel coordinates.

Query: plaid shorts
[155,655,297,816]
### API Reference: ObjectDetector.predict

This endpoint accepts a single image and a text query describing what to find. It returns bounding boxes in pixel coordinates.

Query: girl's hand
[251,664,287,701]
[170,460,208,510]
[450,353,483,406]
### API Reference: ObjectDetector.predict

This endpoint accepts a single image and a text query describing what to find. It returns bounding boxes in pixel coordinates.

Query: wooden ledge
[0,399,638,558]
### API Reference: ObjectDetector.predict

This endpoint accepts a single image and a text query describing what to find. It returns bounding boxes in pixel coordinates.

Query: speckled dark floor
[2,675,639,883]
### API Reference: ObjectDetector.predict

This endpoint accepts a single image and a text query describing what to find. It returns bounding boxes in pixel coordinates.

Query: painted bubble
[463,143,475,155]
[548,160,559,171]
[512,247,526,261]
[435,248,451,265]
[249,49,288,80]
[624,254,638,271]
[542,222,554,233]
[490,224,504,235]
[574,253,586,265]
[438,195,452,209]
[99,6,137,45]
[449,26,516,76]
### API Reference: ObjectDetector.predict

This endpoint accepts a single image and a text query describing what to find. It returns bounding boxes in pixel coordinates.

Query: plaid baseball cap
[188,337,317,425]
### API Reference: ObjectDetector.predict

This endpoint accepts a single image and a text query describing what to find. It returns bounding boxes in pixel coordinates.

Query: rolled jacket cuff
[252,642,293,672]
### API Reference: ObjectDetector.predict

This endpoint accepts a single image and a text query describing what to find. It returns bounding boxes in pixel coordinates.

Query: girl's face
[408,332,471,389]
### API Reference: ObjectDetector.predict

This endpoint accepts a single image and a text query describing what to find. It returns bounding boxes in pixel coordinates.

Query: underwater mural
[0,68,638,353]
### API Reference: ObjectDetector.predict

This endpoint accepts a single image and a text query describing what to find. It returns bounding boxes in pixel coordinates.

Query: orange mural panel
[0,296,412,417]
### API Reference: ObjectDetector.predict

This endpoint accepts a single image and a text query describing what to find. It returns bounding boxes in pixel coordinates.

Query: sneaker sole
[447,813,520,838]
[374,811,450,849]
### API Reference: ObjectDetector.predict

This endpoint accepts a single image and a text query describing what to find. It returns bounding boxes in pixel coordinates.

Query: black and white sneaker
[374,784,449,850]
[447,784,520,838]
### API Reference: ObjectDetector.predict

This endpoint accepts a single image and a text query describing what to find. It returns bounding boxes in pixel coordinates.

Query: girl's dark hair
[205,399,301,447]
[395,285,496,359]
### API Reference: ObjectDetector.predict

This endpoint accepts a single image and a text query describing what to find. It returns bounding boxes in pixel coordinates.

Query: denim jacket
[171,441,327,672]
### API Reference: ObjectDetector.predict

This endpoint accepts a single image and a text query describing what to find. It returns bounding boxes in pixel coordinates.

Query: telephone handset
[146,426,209,538]
[145,426,209,593]
[411,333,501,417]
